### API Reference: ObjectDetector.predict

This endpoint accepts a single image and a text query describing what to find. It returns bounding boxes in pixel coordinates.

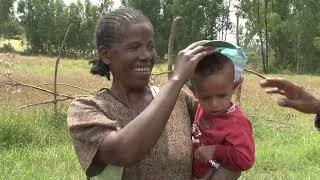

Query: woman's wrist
[168,73,187,88]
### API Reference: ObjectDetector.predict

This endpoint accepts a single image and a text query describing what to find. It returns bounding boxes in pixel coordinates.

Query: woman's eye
[148,44,154,50]
[128,45,139,50]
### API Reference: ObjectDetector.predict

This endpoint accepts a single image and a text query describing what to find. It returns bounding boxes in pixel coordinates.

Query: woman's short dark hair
[90,7,152,80]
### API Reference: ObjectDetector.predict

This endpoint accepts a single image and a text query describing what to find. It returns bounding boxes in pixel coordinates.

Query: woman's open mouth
[133,66,150,72]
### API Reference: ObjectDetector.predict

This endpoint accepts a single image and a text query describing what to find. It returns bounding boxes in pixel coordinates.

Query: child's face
[192,67,237,116]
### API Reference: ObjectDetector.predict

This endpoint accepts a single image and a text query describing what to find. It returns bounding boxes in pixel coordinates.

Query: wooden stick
[0,74,75,99]
[54,24,72,113]
[167,16,182,79]
[18,97,73,109]
[244,68,267,79]
[38,83,94,95]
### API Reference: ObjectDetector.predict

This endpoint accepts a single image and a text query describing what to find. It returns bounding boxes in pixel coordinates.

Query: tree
[16,0,103,56]
[0,0,15,22]
[0,0,23,39]
[122,0,227,59]
[241,0,320,73]
[240,0,268,73]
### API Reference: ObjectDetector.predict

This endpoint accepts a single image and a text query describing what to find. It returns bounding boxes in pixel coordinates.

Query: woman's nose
[139,47,153,60]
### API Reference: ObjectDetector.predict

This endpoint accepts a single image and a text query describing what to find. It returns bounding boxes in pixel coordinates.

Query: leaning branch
[0,73,75,99]
[54,24,72,112]
[38,83,95,95]
[244,68,267,79]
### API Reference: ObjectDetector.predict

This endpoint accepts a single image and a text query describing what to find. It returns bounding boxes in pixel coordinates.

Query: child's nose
[209,98,219,109]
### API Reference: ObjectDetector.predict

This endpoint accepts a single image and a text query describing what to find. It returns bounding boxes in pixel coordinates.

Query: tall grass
[0,108,83,179]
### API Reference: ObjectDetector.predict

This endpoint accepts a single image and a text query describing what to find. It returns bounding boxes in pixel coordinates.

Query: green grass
[1,54,320,179]
[0,108,84,179]
[241,113,320,179]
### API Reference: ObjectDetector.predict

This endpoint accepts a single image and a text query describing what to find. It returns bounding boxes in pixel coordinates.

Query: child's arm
[214,119,255,171]
[194,119,254,171]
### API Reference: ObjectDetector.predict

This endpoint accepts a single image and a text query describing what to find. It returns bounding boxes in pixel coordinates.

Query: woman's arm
[96,41,215,166]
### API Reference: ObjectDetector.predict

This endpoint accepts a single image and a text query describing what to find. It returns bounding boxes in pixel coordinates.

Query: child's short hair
[194,52,234,79]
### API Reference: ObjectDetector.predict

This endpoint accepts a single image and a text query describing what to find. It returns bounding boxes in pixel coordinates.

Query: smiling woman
[100,22,156,89]
[67,7,239,180]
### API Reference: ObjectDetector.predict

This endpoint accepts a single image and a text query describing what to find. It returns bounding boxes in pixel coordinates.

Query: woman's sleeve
[67,97,118,176]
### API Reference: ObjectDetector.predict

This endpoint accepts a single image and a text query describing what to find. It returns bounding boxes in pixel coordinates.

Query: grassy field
[1,53,320,179]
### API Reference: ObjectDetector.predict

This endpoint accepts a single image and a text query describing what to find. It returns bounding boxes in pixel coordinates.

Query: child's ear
[232,80,240,94]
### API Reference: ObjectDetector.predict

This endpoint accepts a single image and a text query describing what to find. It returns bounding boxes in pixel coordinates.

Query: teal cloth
[207,40,247,81]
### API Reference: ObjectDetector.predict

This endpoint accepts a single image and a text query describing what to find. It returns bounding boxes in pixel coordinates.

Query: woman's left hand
[211,167,241,180]
[172,40,215,84]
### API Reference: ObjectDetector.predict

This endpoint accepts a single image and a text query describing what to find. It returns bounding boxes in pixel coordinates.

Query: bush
[0,43,15,53]
[19,48,34,56]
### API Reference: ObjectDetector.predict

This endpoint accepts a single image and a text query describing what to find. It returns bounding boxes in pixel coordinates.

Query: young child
[189,41,255,179]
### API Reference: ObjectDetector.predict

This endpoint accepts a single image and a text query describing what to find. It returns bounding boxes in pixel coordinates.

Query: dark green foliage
[240,0,320,73]
[15,0,109,57]
[122,0,230,59]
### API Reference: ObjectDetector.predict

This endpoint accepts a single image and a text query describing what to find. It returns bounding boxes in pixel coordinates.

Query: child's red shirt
[192,104,255,178]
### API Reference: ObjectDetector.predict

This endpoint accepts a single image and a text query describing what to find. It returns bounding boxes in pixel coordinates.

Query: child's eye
[201,96,211,101]
[218,94,227,98]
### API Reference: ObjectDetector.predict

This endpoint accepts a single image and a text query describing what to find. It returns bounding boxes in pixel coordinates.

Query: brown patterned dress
[67,87,197,179]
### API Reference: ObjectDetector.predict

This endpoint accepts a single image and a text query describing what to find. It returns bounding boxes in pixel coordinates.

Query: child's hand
[194,145,216,163]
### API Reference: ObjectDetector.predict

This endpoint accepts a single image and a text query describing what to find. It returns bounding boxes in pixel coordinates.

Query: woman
[68,7,240,179]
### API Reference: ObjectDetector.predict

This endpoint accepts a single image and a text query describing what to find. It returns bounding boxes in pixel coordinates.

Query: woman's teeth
[134,67,150,72]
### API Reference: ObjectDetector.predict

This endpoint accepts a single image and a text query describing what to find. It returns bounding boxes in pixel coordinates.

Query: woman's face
[105,23,157,88]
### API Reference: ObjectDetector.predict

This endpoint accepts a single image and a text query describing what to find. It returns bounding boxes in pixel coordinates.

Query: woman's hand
[171,40,215,84]
[210,167,241,180]
[260,78,320,114]
[194,145,216,163]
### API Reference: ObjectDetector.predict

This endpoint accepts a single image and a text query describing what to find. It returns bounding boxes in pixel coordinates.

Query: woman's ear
[99,46,111,65]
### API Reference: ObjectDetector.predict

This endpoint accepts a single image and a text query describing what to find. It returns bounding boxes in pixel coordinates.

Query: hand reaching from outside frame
[260,78,320,114]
